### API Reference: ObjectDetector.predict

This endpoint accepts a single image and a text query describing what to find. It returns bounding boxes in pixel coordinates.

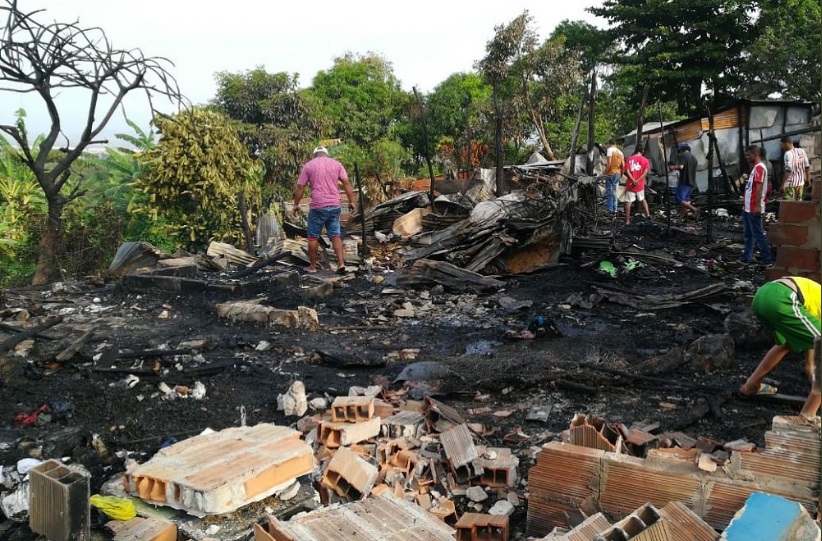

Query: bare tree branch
[0,0,186,284]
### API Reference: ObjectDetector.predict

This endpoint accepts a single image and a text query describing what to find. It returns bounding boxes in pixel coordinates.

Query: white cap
[312,146,329,156]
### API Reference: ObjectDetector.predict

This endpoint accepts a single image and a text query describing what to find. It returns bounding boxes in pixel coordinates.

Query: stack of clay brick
[527,413,820,538]
[291,392,521,540]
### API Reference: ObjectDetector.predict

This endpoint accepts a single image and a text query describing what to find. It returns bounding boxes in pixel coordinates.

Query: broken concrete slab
[254,491,454,540]
[124,424,314,516]
[720,492,820,541]
[216,300,319,330]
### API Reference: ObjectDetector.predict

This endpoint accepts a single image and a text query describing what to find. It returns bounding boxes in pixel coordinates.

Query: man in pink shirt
[292,146,357,273]
[623,143,651,225]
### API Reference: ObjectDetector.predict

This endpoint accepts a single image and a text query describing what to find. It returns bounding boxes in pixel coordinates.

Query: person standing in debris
[292,146,357,274]
[623,144,651,225]
[781,137,811,201]
[739,276,821,417]
[672,143,698,220]
[604,139,625,218]
[740,144,773,267]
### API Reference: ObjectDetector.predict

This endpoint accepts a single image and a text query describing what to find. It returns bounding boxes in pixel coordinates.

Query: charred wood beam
[580,363,725,393]
[0,316,63,353]
[230,252,288,279]
[115,348,195,359]
[55,330,94,362]
[0,322,57,340]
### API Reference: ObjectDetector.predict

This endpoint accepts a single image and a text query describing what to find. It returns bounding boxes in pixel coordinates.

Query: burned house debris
[1,103,821,541]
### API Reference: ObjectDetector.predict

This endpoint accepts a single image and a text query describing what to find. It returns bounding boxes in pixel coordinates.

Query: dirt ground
[0,196,809,539]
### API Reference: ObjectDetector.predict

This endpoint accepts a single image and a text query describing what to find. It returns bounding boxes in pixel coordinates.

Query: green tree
[211,68,321,195]
[0,1,181,284]
[134,108,261,250]
[740,0,821,101]
[550,20,614,73]
[512,35,585,160]
[426,73,492,173]
[309,52,412,149]
[588,0,755,115]
[477,11,538,192]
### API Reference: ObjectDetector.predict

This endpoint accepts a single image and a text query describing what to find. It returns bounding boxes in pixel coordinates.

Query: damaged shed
[624,99,816,192]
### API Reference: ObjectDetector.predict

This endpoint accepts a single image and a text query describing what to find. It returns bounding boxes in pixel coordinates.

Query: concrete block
[720,492,820,541]
[475,448,519,488]
[321,447,379,499]
[318,417,381,448]
[124,424,314,515]
[331,395,375,423]
[381,410,423,438]
[216,301,319,330]
[29,460,90,541]
[454,513,509,541]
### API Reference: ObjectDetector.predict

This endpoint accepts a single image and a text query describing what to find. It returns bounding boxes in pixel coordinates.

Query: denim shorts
[675,184,693,204]
[306,206,341,239]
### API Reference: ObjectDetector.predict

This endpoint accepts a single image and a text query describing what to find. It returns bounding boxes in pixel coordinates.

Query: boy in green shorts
[739,276,821,417]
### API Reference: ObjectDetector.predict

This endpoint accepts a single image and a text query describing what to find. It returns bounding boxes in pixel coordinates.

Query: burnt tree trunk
[32,193,65,285]
[493,82,505,195]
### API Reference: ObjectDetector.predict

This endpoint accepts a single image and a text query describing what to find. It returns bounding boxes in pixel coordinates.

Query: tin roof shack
[623,99,816,193]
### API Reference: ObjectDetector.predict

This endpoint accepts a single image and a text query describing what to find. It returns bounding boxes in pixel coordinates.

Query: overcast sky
[4,1,602,146]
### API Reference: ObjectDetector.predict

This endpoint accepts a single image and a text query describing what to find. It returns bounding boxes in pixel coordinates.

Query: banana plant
[0,136,45,241]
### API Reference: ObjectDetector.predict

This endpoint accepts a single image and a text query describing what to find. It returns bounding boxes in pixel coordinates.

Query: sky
[3,1,603,146]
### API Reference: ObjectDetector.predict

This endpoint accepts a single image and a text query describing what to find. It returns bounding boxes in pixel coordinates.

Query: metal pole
[354,162,369,258]
[658,103,671,233]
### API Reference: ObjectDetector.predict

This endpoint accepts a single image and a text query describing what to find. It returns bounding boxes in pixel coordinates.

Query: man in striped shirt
[740,144,772,267]
[781,137,810,201]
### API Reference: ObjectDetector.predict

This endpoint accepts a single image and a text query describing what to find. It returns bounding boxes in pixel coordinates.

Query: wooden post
[635,84,650,146]
[658,104,672,233]
[413,86,437,202]
[237,192,254,254]
[568,76,589,177]
[706,105,715,241]
[585,71,598,175]
[353,162,369,258]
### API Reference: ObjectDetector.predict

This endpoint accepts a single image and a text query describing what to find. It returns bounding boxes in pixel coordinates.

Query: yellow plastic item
[89,494,137,521]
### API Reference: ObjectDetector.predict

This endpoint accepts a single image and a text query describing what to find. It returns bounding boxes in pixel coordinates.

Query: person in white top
[781,136,810,201]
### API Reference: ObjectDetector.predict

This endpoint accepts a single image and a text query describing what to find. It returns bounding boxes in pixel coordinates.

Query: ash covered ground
[0,209,807,539]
